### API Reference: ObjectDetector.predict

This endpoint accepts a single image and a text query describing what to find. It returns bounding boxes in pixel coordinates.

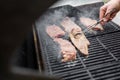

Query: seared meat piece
[46,24,77,62]
[70,28,90,56]
[46,24,65,38]
[54,38,77,62]
[61,17,90,56]
[61,17,80,33]
[80,17,104,31]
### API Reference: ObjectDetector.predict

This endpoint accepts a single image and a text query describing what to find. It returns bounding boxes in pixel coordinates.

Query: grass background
[103,0,110,3]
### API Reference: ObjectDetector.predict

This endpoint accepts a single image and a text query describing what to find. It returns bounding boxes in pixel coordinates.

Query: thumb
[99,5,107,20]
[104,8,112,22]
[99,5,108,25]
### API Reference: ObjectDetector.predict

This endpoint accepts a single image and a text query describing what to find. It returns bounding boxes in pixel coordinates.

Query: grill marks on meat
[46,24,77,62]
[54,38,77,62]
[46,25,65,38]
[61,17,90,56]
[61,17,81,33]
[70,28,90,56]
[80,17,104,31]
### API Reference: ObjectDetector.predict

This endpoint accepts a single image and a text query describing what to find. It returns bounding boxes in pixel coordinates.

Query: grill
[35,2,120,80]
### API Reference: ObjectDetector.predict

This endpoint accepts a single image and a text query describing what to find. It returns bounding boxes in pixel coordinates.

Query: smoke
[35,4,102,63]
[35,4,100,34]
[76,5,101,34]
[35,6,72,62]
[76,5,100,19]
[36,6,70,27]
[35,5,76,40]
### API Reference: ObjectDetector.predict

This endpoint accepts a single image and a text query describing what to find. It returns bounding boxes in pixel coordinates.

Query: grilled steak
[70,28,90,56]
[46,24,65,38]
[54,38,77,62]
[46,24,77,62]
[61,17,90,56]
[80,17,104,31]
[61,17,80,33]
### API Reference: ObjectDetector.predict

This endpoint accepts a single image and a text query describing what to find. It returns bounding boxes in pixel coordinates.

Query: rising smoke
[35,4,102,62]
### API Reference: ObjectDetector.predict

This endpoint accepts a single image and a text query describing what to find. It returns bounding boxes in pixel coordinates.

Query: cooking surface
[35,2,120,80]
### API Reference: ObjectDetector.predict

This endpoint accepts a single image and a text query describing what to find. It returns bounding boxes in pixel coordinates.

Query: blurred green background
[103,0,110,3]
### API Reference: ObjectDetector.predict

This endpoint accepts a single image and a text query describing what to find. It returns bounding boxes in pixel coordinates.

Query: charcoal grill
[35,2,120,80]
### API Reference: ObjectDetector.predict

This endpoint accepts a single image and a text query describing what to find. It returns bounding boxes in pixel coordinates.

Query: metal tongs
[83,8,117,33]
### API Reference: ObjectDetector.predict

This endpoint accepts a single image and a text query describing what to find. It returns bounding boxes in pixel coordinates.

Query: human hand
[100,0,120,25]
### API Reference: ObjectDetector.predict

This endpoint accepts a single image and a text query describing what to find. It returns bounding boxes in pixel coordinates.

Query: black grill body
[35,2,120,80]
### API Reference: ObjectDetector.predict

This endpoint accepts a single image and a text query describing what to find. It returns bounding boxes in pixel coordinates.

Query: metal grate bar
[63,73,90,80]
[96,37,118,61]
[51,63,82,71]
[85,59,114,67]
[88,62,120,71]
[52,65,83,74]
[95,72,120,80]
[77,55,95,80]
[85,54,112,61]
[60,70,88,79]
[89,62,120,79]
[109,22,120,30]
[84,56,114,64]
[54,69,86,77]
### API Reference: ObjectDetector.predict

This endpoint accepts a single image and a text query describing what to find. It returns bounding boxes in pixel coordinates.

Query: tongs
[83,8,117,33]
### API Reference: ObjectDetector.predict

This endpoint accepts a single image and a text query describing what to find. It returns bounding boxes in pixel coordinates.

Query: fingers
[103,9,117,23]
[100,7,118,25]
[110,12,117,19]
[100,6,107,19]
[99,5,107,25]
[104,10,111,21]
[99,0,120,25]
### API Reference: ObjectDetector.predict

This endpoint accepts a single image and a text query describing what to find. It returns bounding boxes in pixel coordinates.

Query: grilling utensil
[83,8,117,33]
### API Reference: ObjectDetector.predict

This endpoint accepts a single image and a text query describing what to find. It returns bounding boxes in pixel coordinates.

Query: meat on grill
[54,38,77,62]
[61,17,80,33]
[46,24,77,62]
[70,28,90,55]
[61,17,90,56]
[46,24,65,38]
[80,17,104,31]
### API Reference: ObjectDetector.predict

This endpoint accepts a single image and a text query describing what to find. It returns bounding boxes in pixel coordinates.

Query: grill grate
[36,3,120,80]
[98,31,120,60]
